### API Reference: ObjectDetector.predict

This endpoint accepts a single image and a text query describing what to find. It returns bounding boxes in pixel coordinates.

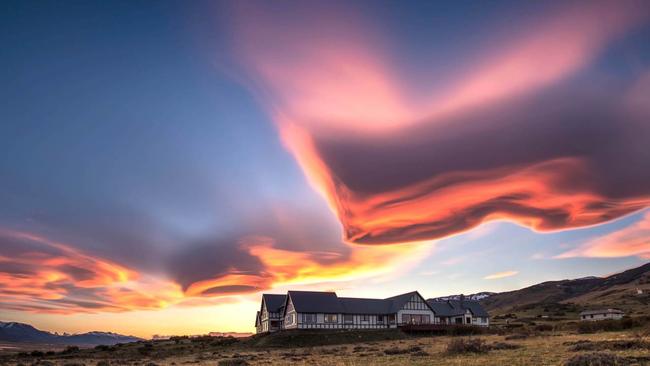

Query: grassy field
[2,324,650,366]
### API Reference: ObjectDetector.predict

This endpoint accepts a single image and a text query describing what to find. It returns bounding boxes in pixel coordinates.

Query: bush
[448,325,486,336]
[505,333,529,340]
[577,318,641,334]
[383,347,410,355]
[564,352,629,366]
[217,359,249,366]
[61,346,80,354]
[567,340,650,352]
[446,338,490,354]
[489,342,521,350]
[30,350,45,357]
[535,324,554,332]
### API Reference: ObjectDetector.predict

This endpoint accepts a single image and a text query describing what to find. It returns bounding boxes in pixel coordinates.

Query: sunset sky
[1,0,650,338]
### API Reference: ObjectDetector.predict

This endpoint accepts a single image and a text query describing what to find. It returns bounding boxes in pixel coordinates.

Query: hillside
[481,262,650,318]
[0,322,141,346]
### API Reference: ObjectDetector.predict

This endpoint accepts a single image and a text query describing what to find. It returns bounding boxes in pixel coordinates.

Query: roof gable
[386,291,434,313]
[426,299,489,317]
[262,294,286,313]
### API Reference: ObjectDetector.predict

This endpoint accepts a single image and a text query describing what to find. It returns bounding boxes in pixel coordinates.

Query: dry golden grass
[4,329,649,366]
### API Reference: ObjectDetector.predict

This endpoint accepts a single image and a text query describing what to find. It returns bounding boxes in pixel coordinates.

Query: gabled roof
[262,294,287,313]
[449,300,489,317]
[384,291,433,313]
[283,290,434,315]
[287,291,344,313]
[426,299,489,317]
[426,301,465,317]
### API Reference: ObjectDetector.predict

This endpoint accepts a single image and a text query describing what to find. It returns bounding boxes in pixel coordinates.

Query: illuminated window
[324,314,338,323]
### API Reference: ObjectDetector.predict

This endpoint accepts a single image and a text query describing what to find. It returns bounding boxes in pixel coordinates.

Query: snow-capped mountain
[430,292,496,302]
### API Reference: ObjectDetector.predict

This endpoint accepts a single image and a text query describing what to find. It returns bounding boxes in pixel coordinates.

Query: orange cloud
[557,212,650,259]
[0,230,183,314]
[484,270,518,280]
[184,235,432,297]
[230,0,650,245]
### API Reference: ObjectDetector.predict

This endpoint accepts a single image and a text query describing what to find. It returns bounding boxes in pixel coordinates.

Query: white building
[579,309,625,321]
[255,294,286,333]
[426,296,490,327]
[255,290,489,333]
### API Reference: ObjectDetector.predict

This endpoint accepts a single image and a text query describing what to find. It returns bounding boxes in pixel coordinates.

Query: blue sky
[1,0,649,336]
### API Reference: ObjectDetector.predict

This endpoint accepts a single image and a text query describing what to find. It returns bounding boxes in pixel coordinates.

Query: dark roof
[384,291,432,313]
[426,301,464,317]
[262,294,286,313]
[339,297,392,314]
[426,299,489,317]
[288,291,344,313]
[285,290,434,315]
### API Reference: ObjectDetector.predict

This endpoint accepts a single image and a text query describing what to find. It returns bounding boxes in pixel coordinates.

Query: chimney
[459,294,465,307]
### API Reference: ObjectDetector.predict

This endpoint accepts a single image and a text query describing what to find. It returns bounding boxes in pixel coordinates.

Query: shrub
[217,359,250,366]
[567,340,650,352]
[411,350,429,356]
[564,352,629,366]
[535,324,554,332]
[61,346,80,354]
[505,334,529,340]
[446,338,490,354]
[96,361,110,366]
[489,342,521,350]
[383,347,410,355]
[30,350,45,357]
[577,318,641,334]
[448,325,485,336]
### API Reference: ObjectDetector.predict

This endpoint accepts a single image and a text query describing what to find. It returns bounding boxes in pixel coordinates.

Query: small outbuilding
[579,309,624,321]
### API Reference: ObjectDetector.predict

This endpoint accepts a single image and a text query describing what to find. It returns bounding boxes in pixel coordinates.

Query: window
[343,315,353,323]
[361,315,370,322]
[324,314,338,323]
[377,315,384,323]
[388,314,396,324]
[466,317,471,324]
[286,313,294,325]
[303,314,316,324]
[402,314,430,324]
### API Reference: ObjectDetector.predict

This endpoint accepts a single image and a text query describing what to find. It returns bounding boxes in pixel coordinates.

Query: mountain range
[480,262,650,316]
[0,322,141,346]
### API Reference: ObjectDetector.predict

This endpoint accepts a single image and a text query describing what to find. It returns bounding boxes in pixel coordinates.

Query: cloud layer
[0,230,182,314]
[229,0,650,245]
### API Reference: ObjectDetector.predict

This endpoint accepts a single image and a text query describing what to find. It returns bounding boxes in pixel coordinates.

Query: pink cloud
[557,211,650,259]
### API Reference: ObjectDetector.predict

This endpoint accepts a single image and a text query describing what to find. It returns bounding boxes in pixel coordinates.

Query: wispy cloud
[556,211,650,259]
[484,270,518,280]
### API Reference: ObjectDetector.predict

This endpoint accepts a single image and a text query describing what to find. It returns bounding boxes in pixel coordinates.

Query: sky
[1,0,650,338]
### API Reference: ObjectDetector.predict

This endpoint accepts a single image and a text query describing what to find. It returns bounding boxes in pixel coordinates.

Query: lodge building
[255,290,489,333]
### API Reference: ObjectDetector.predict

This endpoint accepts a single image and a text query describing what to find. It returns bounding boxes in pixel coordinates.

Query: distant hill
[481,262,650,317]
[0,322,141,346]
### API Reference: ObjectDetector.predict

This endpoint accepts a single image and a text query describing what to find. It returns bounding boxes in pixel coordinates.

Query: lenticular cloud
[229,0,650,244]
